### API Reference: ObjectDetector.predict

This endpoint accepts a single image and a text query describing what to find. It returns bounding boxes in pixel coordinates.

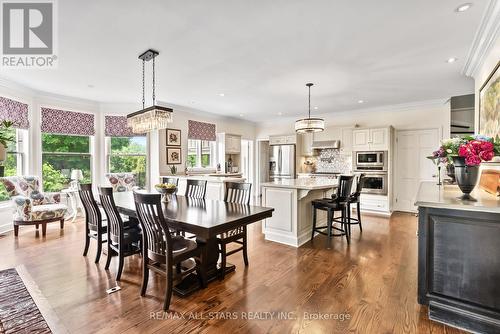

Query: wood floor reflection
[0,213,466,333]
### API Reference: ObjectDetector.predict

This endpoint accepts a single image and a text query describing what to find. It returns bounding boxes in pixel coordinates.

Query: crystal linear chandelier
[295,83,325,133]
[127,49,173,134]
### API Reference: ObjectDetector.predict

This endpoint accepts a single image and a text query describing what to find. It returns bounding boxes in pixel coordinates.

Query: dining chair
[184,179,207,199]
[133,191,207,311]
[345,173,366,235]
[311,175,355,245]
[79,184,107,263]
[99,187,142,281]
[218,182,252,280]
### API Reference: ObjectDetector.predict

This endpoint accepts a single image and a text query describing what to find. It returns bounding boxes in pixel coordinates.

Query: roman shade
[105,115,144,137]
[188,120,216,141]
[41,108,95,136]
[0,96,29,129]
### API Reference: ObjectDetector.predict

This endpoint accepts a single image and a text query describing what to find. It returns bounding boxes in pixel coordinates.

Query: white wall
[256,100,451,139]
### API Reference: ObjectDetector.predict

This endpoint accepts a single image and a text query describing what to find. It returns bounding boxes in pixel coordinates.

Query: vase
[452,156,479,201]
[446,164,456,183]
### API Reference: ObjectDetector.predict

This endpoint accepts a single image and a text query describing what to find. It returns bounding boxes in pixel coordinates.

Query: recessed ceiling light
[358,100,364,104]
[455,3,472,12]
[313,106,319,110]
[447,57,458,63]
[239,113,243,117]
[218,93,225,97]
[278,112,283,116]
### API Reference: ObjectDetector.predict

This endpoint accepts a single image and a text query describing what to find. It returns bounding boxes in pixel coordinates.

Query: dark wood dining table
[110,191,274,296]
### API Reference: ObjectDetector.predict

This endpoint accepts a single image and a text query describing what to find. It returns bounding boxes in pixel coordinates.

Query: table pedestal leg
[172,236,235,297]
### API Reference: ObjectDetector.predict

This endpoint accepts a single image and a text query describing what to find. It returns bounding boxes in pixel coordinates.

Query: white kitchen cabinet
[341,128,353,152]
[225,134,241,154]
[352,128,389,151]
[269,135,296,145]
[299,133,313,156]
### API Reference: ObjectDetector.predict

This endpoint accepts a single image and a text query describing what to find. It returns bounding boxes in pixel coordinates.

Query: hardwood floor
[0,213,467,334]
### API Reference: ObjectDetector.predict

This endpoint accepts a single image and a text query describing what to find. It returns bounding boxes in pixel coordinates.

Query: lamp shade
[295,118,325,133]
[71,169,83,181]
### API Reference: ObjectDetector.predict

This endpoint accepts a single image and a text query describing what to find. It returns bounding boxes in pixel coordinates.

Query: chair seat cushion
[171,236,198,254]
[312,199,346,210]
[29,204,67,221]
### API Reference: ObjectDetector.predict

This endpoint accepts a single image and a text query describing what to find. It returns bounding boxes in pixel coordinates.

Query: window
[0,128,26,201]
[187,139,215,168]
[107,136,147,188]
[41,134,92,192]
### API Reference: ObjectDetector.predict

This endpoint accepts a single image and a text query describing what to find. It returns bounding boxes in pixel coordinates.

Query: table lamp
[70,169,83,190]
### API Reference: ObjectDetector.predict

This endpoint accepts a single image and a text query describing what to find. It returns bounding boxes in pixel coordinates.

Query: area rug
[0,267,66,334]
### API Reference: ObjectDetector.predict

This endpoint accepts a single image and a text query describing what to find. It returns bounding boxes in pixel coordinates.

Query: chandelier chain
[152,57,156,105]
[142,59,145,109]
[308,84,311,119]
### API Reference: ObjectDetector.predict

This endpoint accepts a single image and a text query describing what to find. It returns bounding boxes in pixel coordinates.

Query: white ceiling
[0,0,488,122]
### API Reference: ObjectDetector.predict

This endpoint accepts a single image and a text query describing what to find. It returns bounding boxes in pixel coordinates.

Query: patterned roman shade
[104,115,144,137]
[41,108,95,136]
[188,120,216,141]
[0,96,29,129]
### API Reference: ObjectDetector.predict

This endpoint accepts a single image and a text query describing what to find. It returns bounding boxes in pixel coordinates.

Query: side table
[61,188,82,223]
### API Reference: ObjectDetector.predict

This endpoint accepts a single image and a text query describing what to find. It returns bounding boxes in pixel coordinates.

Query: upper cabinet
[225,134,241,154]
[352,128,389,151]
[269,135,296,145]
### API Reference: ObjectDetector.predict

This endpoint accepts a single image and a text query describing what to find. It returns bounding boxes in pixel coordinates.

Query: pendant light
[127,49,173,133]
[295,83,325,133]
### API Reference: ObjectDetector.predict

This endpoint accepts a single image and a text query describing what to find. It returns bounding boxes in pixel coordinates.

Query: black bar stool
[345,173,366,236]
[311,175,355,246]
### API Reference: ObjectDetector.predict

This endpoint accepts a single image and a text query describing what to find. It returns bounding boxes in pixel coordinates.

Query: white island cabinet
[160,175,245,200]
[261,178,338,247]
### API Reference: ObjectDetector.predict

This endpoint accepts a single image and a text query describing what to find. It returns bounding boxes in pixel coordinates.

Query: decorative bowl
[155,184,177,202]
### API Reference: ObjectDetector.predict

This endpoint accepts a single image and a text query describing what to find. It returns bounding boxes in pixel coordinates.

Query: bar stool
[345,173,366,236]
[311,175,355,245]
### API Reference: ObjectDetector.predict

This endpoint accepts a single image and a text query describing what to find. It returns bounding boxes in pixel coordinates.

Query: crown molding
[462,0,500,78]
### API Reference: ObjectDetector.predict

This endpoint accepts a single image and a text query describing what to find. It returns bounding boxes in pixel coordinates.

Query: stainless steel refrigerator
[269,144,296,180]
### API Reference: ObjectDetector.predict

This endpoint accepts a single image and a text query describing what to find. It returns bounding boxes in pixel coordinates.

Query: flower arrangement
[429,135,499,167]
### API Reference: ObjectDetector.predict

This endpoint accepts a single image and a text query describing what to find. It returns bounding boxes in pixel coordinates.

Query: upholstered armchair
[104,173,137,192]
[0,176,67,237]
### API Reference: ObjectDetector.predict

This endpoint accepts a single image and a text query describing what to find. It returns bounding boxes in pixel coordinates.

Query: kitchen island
[160,175,245,201]
[261,178,338,247]
[415,182,500,333]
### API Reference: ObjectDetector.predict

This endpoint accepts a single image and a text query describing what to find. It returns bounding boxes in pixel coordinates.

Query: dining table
[110,191,274,296]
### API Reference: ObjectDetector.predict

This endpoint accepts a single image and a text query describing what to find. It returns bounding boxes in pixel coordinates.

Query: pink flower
[465,154,481,166]
[479,150,495,161]
[480,141,494,152]
[458,145,470,157]
[470,140,483,154]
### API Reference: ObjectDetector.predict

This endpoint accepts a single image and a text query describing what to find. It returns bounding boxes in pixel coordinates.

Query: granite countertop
[415,181,500,214]
[261,178,338,190]
[160,175,245,183]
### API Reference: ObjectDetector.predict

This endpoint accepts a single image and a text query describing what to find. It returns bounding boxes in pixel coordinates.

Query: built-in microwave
[354,151,387,171]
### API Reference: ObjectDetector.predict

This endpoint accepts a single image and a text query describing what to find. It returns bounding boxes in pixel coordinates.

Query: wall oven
[354,151,387,171]
[355,171,388,195]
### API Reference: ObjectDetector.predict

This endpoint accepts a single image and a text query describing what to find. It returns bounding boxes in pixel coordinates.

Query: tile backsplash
[315,149,352,173]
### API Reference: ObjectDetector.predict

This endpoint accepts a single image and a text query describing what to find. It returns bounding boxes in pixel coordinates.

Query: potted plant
[169,165,177,175]
[0,121,15,177]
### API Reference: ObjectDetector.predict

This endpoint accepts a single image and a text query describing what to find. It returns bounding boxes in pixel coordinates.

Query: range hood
[311,140,341,149]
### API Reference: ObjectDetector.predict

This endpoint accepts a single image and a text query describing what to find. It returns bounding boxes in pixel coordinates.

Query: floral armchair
[105,173,137,192]
[0,176,67,236]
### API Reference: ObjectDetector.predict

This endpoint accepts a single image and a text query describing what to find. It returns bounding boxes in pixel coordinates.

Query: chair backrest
[352,173,367,199]
[336,175,355,201]
[133,191,172,263]
[98,187,123,244]
[105,173,136,192]
[78,184,103,233]
[162,177,179,187]
[224,182,252,205]
[0,176,41,198]
[185,179,207,199]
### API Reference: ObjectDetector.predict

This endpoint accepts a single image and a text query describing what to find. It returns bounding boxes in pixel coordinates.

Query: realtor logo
[1,0,57,67]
